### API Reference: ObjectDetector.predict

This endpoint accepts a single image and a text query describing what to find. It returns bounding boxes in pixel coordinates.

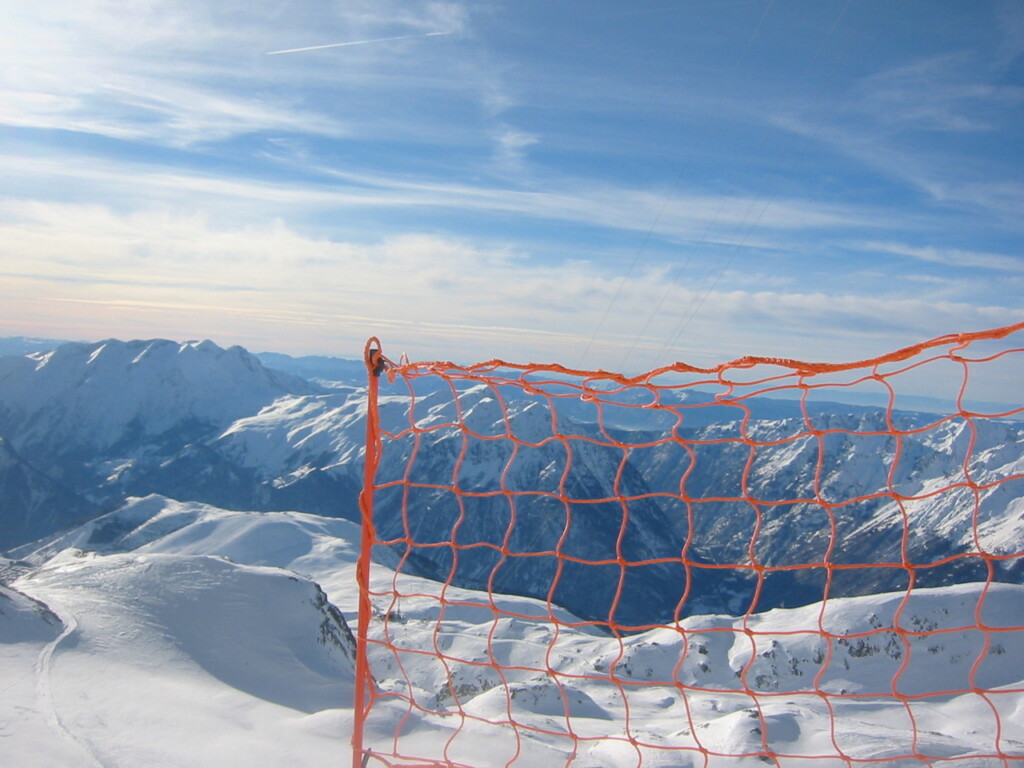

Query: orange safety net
[353,322,1024,768]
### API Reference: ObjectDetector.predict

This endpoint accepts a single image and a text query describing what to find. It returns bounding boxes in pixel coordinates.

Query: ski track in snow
[33,598,106,768]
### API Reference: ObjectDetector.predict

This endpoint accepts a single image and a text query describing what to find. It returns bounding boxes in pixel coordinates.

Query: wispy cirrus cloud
[850,52,1022,133]
[0,0,475,146]
[856,241,1024,273]
[491,126,540,170]
[0,147,889,247]
[769,44,1024,231]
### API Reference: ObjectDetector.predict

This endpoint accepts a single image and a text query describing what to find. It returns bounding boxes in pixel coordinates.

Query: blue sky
[1,0,1022,377]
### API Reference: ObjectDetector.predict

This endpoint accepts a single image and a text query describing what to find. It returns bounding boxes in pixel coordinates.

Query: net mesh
[353,323,1024,768]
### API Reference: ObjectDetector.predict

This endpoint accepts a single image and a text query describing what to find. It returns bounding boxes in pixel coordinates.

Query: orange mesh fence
[353,323,1024,768]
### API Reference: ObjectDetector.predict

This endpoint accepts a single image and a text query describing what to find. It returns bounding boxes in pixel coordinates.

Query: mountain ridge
[0,336,1021,627]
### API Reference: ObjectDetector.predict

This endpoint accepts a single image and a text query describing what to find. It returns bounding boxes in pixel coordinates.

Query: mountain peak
[0,338,320,458]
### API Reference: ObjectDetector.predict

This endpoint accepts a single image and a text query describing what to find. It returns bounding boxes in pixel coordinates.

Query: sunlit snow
[4,496,1023,767]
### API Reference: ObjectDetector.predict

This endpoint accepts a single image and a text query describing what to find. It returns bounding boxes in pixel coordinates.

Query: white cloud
[855,241,1024,273]
[767,46,1024,232]
[0,147,887,250]
[851,53,1023,133]
[492,126,539,168]
[2,200,1021,373]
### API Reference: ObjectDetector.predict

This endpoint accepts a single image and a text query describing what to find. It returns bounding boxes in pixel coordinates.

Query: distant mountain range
[1,336,1021,627]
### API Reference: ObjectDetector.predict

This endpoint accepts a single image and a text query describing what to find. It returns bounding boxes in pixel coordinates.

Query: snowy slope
[7,548,356,768]
[6,498,1023,767]
[370,583,1024,767]
[217,391,368,476]
[12,494,588,624]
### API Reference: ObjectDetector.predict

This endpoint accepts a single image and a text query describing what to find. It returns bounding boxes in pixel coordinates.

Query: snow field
[4,495,1024,767]
[6,547,354,768]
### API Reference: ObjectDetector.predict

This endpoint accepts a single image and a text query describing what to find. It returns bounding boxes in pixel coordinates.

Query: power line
[654,0,907,369]
[617,0,857,373]
[575,0,778,369]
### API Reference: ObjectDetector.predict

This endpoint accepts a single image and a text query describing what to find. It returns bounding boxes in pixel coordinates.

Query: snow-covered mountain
[0,339,363,543]
[0,338,317,457]
[353,381,1024,626]
[4,496,1022,767]
[254,350,367,385]
[0,435,97,549]
[1,337,1022,629]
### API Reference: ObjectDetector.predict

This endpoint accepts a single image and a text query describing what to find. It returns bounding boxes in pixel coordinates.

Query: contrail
[267,30,450,55]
